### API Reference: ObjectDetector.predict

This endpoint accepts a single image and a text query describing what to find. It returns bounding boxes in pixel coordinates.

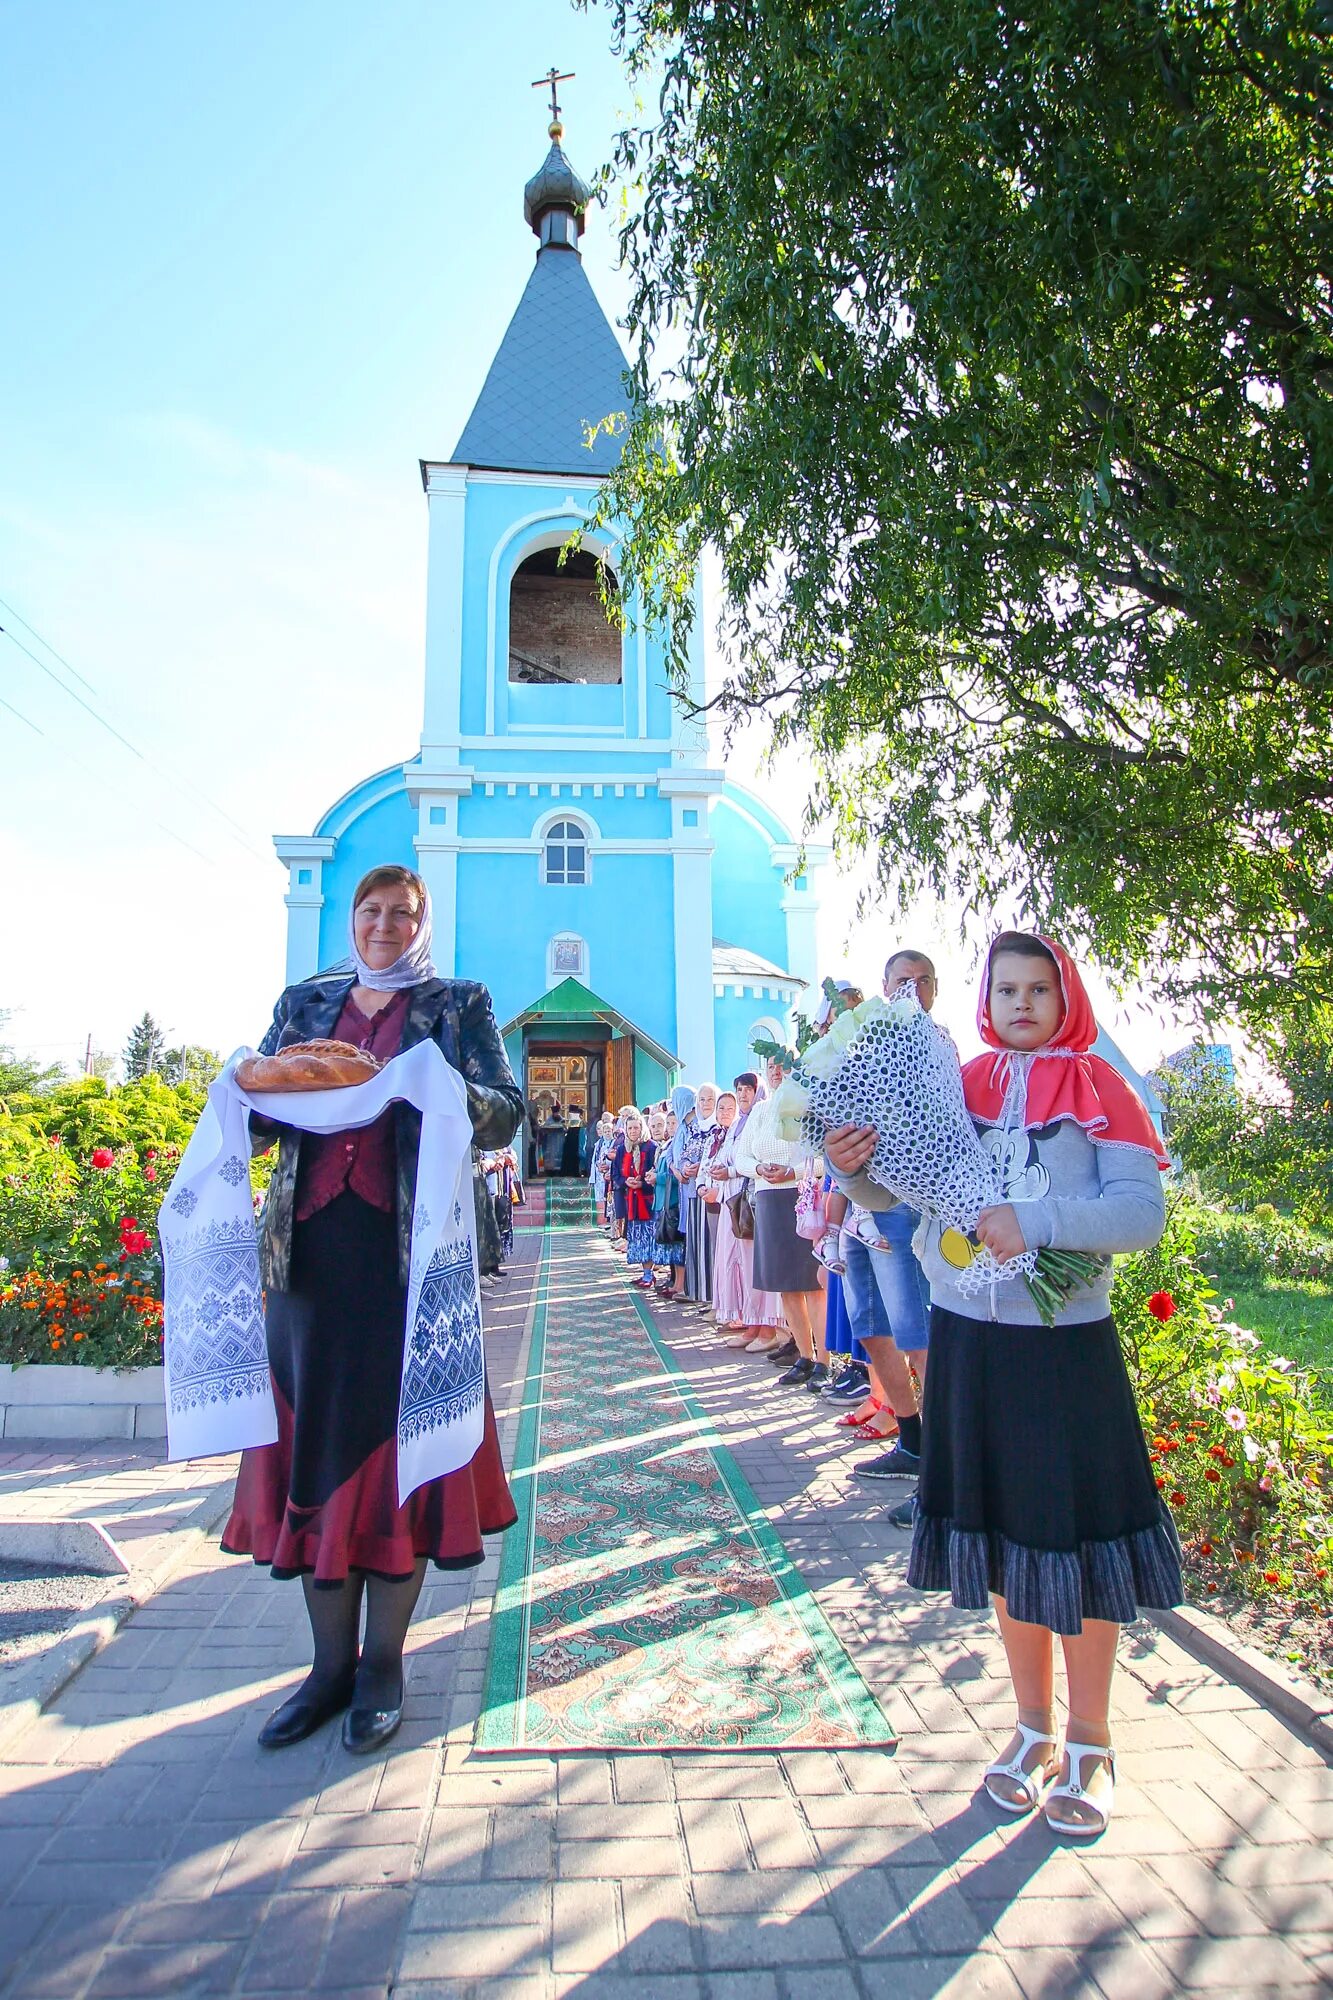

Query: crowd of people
[587,939,1179,1838]
[224,851,1177,1836]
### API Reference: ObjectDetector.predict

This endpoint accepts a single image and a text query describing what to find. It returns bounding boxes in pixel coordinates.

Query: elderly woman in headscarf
[677,1082,718,1307]
[649,1085,694,1299]
[223,863,525,1756]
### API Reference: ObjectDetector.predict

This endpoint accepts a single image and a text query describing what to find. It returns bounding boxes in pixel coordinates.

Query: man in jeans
[838,949,936,1530]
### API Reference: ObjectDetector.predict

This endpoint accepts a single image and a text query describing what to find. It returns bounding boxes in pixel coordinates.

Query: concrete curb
[0,1472,237,1755]
[1147,1601,1333,1757]
[0,1518,131,1575]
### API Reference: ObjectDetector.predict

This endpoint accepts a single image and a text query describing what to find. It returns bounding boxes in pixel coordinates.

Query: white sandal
[1044,1741,1116,1838]
[982,1723,1058,1816]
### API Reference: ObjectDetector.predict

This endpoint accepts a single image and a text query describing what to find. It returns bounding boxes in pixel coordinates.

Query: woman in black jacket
[223,863,525,1754]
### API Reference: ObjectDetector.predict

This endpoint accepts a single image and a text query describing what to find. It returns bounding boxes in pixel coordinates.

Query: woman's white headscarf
[693,1082,720,1133]
[349,881,438,992]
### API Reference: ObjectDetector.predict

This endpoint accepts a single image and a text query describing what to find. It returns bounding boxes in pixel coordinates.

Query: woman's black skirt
[908,1304,1182,1633]
[752,1185,821,1293]
[222,1192,515,1583]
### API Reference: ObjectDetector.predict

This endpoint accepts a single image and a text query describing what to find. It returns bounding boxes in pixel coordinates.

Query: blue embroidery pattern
[218,1155,248,1188]
[169,1187,199,1218]
[164,1216,268,1417]
[399,1231,483,1444]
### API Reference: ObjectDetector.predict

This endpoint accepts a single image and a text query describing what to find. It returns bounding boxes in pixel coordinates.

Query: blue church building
[273,114,825,1129]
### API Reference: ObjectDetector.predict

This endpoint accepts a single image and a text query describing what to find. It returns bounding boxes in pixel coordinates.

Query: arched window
[747,1017,783,1056]
[508,547,621,686]
[543,820,589,886]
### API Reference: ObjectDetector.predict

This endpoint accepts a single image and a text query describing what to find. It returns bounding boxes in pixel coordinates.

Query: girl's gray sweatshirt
[832,1107,1166,1327]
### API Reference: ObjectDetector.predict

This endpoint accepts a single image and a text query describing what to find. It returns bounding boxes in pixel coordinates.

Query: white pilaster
[273,836,336,984]
[770,841,832,989]
[419,462,469,758]
[407,781,472,979]
[667,786,718,1080]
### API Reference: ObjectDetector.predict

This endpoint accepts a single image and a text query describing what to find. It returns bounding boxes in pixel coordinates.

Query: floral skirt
[221,1193,516,1583]
[908,1305,1182,1633]
[625,1216,658,1265]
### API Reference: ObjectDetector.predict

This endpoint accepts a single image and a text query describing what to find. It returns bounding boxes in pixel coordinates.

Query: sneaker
[852,1445,922,1481]
[802,1363,831,1393]
[823,1366,871,1400]
[886,1495,917,1530]
[766,1339,799,1365]
[776,1357,816,1386]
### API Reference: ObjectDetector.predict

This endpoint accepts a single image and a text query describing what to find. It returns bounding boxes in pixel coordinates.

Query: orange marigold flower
[1235,1549,1254,1563]
[1169,1492,1186,1507]
[1204,1468,1221,1483]
[1155,1476,1166,1490]
[1262,1572,1279,1584]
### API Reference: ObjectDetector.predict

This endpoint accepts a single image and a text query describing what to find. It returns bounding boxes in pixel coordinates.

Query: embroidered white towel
[159,1039,482,1502]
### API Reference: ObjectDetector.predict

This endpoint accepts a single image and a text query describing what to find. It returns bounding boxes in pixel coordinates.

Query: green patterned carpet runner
[476,1203,896,1753]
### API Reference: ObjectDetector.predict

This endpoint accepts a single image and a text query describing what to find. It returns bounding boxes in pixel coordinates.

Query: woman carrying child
[827,932,1180,1836]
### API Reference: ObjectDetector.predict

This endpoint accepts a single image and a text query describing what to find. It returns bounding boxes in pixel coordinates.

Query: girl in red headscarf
[827,932,1180,1838]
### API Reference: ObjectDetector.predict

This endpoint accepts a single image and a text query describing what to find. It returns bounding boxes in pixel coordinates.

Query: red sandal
[835,1401,884,1429]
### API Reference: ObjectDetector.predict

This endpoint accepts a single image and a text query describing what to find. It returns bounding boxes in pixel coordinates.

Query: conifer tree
[123,1012,167,1082]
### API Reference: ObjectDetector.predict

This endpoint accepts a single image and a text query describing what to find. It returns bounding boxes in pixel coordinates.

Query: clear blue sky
[0,1,1190,1076]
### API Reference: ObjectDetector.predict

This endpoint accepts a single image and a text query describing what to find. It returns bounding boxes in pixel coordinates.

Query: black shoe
[766,1339,799,1364]
[342,1699,404,1755]
[776,1357,816,1386]
[258,1675,355,1749]
[802,1363,831,1393]
[886,1495,917,1530]
[853,1445,922,1481]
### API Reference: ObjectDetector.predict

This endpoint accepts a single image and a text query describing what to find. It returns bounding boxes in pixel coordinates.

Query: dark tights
[299,1557,427,1710]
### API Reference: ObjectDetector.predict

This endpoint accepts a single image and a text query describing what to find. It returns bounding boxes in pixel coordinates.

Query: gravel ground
[0,1559,111,1667]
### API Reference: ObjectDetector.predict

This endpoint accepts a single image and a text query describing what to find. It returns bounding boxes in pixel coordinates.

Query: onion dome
[523,120,592,250]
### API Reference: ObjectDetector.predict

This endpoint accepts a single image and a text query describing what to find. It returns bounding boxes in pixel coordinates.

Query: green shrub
[0,1082,274,1369]
[1184,1203,1333,1287]
[1116,1206,1333,1620]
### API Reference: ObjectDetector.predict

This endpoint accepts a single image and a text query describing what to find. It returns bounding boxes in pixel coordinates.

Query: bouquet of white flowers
[772,986,1100,1323]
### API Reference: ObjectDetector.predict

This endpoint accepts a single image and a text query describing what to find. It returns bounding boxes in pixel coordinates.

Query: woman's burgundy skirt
[222,1192,516,1584]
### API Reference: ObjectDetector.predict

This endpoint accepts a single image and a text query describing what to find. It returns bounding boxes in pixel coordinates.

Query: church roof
[451,248,630,476]
[711,939,804,988]
[502,977,679,1070]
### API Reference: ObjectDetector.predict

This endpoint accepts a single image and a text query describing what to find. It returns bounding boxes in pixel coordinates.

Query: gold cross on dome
[532,66,574,123]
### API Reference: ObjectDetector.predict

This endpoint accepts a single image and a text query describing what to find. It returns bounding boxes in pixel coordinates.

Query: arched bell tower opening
[508,548,621,686]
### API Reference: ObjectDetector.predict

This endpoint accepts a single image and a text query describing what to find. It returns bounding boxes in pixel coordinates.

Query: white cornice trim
[655,768,727,798]
[274,835,336,862]
[465,468,603,491]
[460,736,675,754]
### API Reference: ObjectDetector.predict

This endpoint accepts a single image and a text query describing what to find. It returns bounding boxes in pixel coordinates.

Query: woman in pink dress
[708,1074,786,1353]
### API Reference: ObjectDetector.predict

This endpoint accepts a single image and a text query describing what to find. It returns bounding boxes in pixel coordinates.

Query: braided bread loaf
[236,1039,383,1093]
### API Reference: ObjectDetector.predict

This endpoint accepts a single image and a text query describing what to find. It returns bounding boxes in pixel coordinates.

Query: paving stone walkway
[0,1206,1329,1999]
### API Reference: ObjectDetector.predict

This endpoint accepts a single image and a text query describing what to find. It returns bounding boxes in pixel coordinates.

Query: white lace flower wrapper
[793,992,1036,1299]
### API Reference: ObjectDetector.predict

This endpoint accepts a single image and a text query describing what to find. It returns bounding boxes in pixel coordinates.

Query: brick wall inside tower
[509,559,622,685]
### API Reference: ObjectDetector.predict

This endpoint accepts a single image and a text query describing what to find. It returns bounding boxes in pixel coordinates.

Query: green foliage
[1187,1202,1333,1288]
[122,1011,167,1082]
[0,1077,273,1370]
[0,1011,63,1102]
[1157,1036,1333,1225]
[587,0,1333,1027]
[1115,1206,1333,1619]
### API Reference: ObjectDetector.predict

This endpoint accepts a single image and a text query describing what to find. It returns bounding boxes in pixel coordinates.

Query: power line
[0,692,44,735]
[0,601,274,867]
[0,593,97,693]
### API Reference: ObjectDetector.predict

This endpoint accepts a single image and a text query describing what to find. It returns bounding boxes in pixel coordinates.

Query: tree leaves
[587,0,1333,1029]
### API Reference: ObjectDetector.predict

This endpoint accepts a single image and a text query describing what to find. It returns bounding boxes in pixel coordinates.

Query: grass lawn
[1214,1272,1333,1386]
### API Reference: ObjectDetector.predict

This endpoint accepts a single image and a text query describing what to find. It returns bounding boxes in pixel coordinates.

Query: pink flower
[1224,1407,1246,1432]
[144,1167,157,1182]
